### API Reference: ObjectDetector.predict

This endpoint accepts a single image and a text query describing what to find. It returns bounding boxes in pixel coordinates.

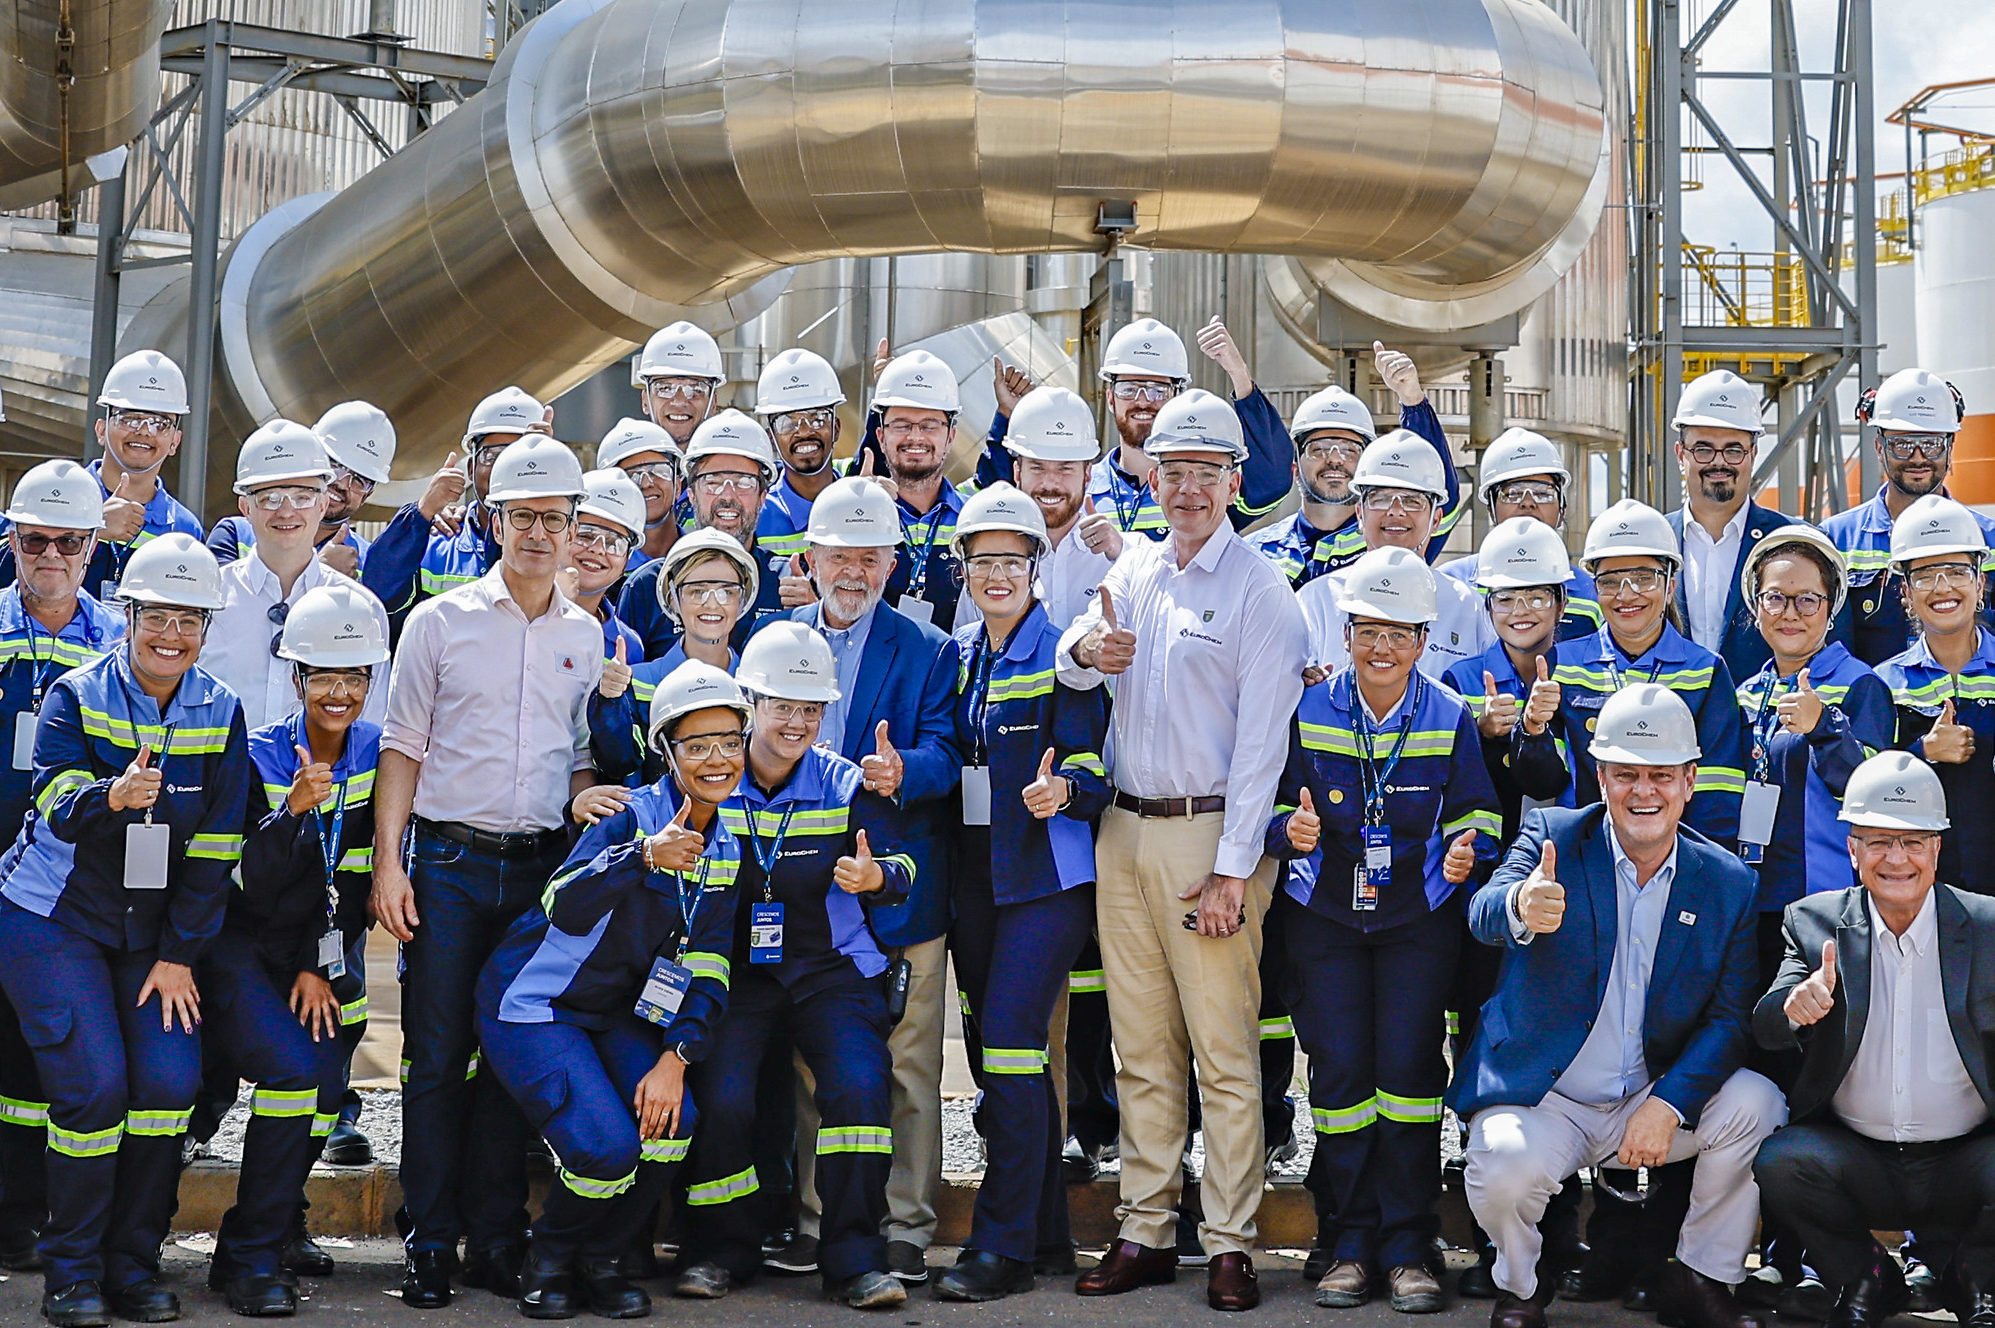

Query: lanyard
[1745,662,1788,782]
[12,613,62,712]
[745,802,799,902]
[671,854,713,961]
[1601,644,1665,692]
[311,776,349,926]
[1104,464,1146,532]
[965,635,998,765]
[901,503,949,597]
[1353,674,1423,827]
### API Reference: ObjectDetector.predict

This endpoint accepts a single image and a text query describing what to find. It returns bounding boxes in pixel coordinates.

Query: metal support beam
[180,22,229,523]
[86,168,126,461]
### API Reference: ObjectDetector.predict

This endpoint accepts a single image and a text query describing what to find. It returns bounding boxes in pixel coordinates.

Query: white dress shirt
[382,568,603,833]
[1680,504,1748,652]
[1832,892,1988,1143]
[202,551,391,732]
[1297,562,1495,678]
[1056,527,1307,879]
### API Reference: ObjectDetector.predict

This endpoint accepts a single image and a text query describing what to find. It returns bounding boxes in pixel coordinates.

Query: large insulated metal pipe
[212,0,1607,466]
[0,0,172,207]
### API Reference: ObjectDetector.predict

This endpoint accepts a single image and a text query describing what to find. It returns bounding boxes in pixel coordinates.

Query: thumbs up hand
[1373,339,1425,407]
[834,828,884,894]
[992,356,1033,416]
[872,337,893,376]
[1784,939,1840,1026]
[861,720,904,798]
[1077,494,1125,560]
[100,471,147,543]
[419,449,467,520]
[1478,669,1520,738]
[1286,787,1322,854]
[110,744,162,812]
[1021,747,1071,820]
[287,744,336,816]
[779,551,818,607]
[1443,829,1479,885]
[856,446,898,500]
[645,797,705,873]
[1078,585,1138,675]
[1523,654,1560,735]
[1776,667,1825,736]
[599,636,633,700]
[1926,697,1977,765]
[1516,841,1566,935]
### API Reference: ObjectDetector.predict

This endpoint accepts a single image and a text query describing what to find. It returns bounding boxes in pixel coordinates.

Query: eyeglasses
[328,465,376,495]
[14,531,89,556]
[1595,569,1668,597]
[1155,461,1237,489]
[572,523,632,554]
[1908,562,1979,592]
[769,408,836,435]
[1755,590,1829,618]
[502,507,572,533]
[692,472,764,495]
[108,409,177,434]
[758,700,824,724]
[300,668,371,696]
[881,420,950,441]
[468,442,512,469]
[1492,482,1562,507]
[1488,589,1560,614]
[1300,439,1363,464]
[1348,624,1422,652]
[646,378,715,401]
[621,460,679,485]
[670,732,745,761]
[1883,434,1953,460]
[1686,442,1752,465]
[964,554,1033,581]
[1110,382,1174,404]
[247,486,326,512]
[135,608,207,636]
[673,579,744,606]
[1357,489,1435,514]
[1852,831,1940,856]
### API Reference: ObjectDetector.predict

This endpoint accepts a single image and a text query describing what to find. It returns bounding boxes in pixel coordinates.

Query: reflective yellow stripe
[125,1107,192,1137]
[1312,1098,1378,1135]
[35,769,93,817]
[980,1047,1048,1075]
[642,1137,689,1164]
[683,951,731,988]
[1443,809,1504,839]
[816,1125,893,1155]
[49,1121,121,1156]
[1060,752,1107,778]
[251,1088,318,1119]
[1068,968,1106,994]
[1695,767,1747,795]
[75,709,231,753]
[1376,1091,1444,1123]
[188,833,243,861]
[686,1165,759,1205]
[0,1096,48,1127]
[560,1167,636,1199]
[312,1112,337,1138]
[340,994,369,1026]
[1258,1017,1295,1041]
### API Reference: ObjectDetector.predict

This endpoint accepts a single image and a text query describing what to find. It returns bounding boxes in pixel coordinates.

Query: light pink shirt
[382,568,602,832]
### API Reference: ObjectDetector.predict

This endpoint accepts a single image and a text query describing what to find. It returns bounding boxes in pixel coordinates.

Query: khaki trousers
[1097,805,1275,1255]
[797,933,948,1247]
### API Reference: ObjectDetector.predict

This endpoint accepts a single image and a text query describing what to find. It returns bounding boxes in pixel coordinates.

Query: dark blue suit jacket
[758,600,962,948]
[1446,805,1759,1127]
[1667,501,1809,681]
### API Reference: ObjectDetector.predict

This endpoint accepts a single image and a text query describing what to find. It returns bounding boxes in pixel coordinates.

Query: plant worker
[636,322,725,453]
[593,417,683,574]
[753,348,848,593]
[208,401,392,575]
[1438,428,1600,640]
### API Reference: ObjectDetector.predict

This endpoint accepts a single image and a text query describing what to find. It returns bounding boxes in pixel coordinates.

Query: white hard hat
[1889,493,1988,569]
[596,417,680,473]
[684,410,779,485]
[1840,750,1949,831]
[98,349,189,416]
[737,620,843,703]
[953,482,1049,559]
[1475,516,1573,590]
[870,350,960,415]
[806,476,902,549]
[464,386,547,444]
[657,528,761,619]
[484,435,586,504]
[233,419,333,494]
[1862,367,1965,435]
[1004,387,1100,462]
[1582,499,1681,572]
[578,468,647,540]
[1098,318,1190,383]
[647,659,753,750]
[1673,369,1764,436]
[1352,429,1448,500]
[276,583,390,668]
[1479,427,1570,498]
[1144,388,1246,462]
[312,401,396,484]
[1288,385,1377,445]
[755,348,846,414]
[637,321,725,383]
[1739,524,1849,617]
[1335,545,1438,626]
[1588,682,1701,766]
[117,532,225,611]
[5,459,104,531]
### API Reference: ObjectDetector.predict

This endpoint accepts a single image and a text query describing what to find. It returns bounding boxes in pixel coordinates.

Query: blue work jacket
[1824,485,1995,666]
[1880,628,1995,898]
[0,589,124,835]
[1444,644,1578,837]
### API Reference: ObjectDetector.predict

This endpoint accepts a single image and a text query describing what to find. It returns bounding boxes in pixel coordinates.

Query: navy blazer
[759,600,962,948]
[1447,805,1759,1128]
[1667,501,1809,681]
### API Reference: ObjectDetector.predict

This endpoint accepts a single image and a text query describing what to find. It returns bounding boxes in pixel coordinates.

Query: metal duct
[195,0,1608,471]
[0,1,172,209]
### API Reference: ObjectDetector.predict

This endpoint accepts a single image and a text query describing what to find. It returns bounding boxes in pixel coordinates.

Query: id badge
[1739,780,1780,848]
[12,710,35,771]
[124,821,171,890]
[99,579,120,604]
[635,956,693,1024]
[961,765,992,826]
[750,901,785,965]
[897,594,934,625]
[1354,826,1390,911]
[318,929,347,978]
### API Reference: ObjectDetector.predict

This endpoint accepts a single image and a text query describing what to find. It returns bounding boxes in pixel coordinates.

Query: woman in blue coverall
[477,660,750,1321]
[204,583,387,1314]
[0,534,250,1328]
[935,484,1110,1302]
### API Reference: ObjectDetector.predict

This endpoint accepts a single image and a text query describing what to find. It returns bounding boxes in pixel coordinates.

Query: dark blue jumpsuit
[1879,628,1995,897]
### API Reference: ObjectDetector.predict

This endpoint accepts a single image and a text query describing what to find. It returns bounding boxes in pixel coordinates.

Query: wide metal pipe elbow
[0,0,172,206]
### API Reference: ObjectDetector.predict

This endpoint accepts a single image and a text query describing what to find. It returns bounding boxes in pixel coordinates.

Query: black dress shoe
[577,1256,650,1319]
[221,1273,298,1317]
[322,1115,373,1166]
[0,1226,42,1271]
[1656,1259,1763,1328]
[107,1276,180,1323]
[1778,1274,1834,1322]
[461,1243,527,1298]
[1825,1267,1908,1328]
[40,1279,110,1328]
[280,1230,335,1277]
[1458,1255,1499,1300]
[517,1256,578,1321]
[934,1250,1035,1302]
[401,1250,455,1310]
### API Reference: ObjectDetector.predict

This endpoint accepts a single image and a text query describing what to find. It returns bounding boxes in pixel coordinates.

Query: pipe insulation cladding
[0,1,173,207]
[205,0,1609,467]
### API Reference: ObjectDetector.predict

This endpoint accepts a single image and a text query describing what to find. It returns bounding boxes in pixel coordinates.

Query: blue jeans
[399,825,568,1253]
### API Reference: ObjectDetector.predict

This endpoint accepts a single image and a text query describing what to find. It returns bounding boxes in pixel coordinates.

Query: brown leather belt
[1113,792,1227,819]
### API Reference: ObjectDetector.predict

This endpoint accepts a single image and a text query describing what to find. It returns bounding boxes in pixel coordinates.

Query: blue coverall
[1880,628,1995,897]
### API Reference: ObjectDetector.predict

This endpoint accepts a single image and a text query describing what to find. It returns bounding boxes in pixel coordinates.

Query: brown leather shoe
[1657,1259,1765,1328]
[1492,1291,1550,1328]
[1208,1253,1260,1311]
[1074,1240,1175,1297]
[1316,1261,1371,1308]
[1390,1264,1447,1314]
